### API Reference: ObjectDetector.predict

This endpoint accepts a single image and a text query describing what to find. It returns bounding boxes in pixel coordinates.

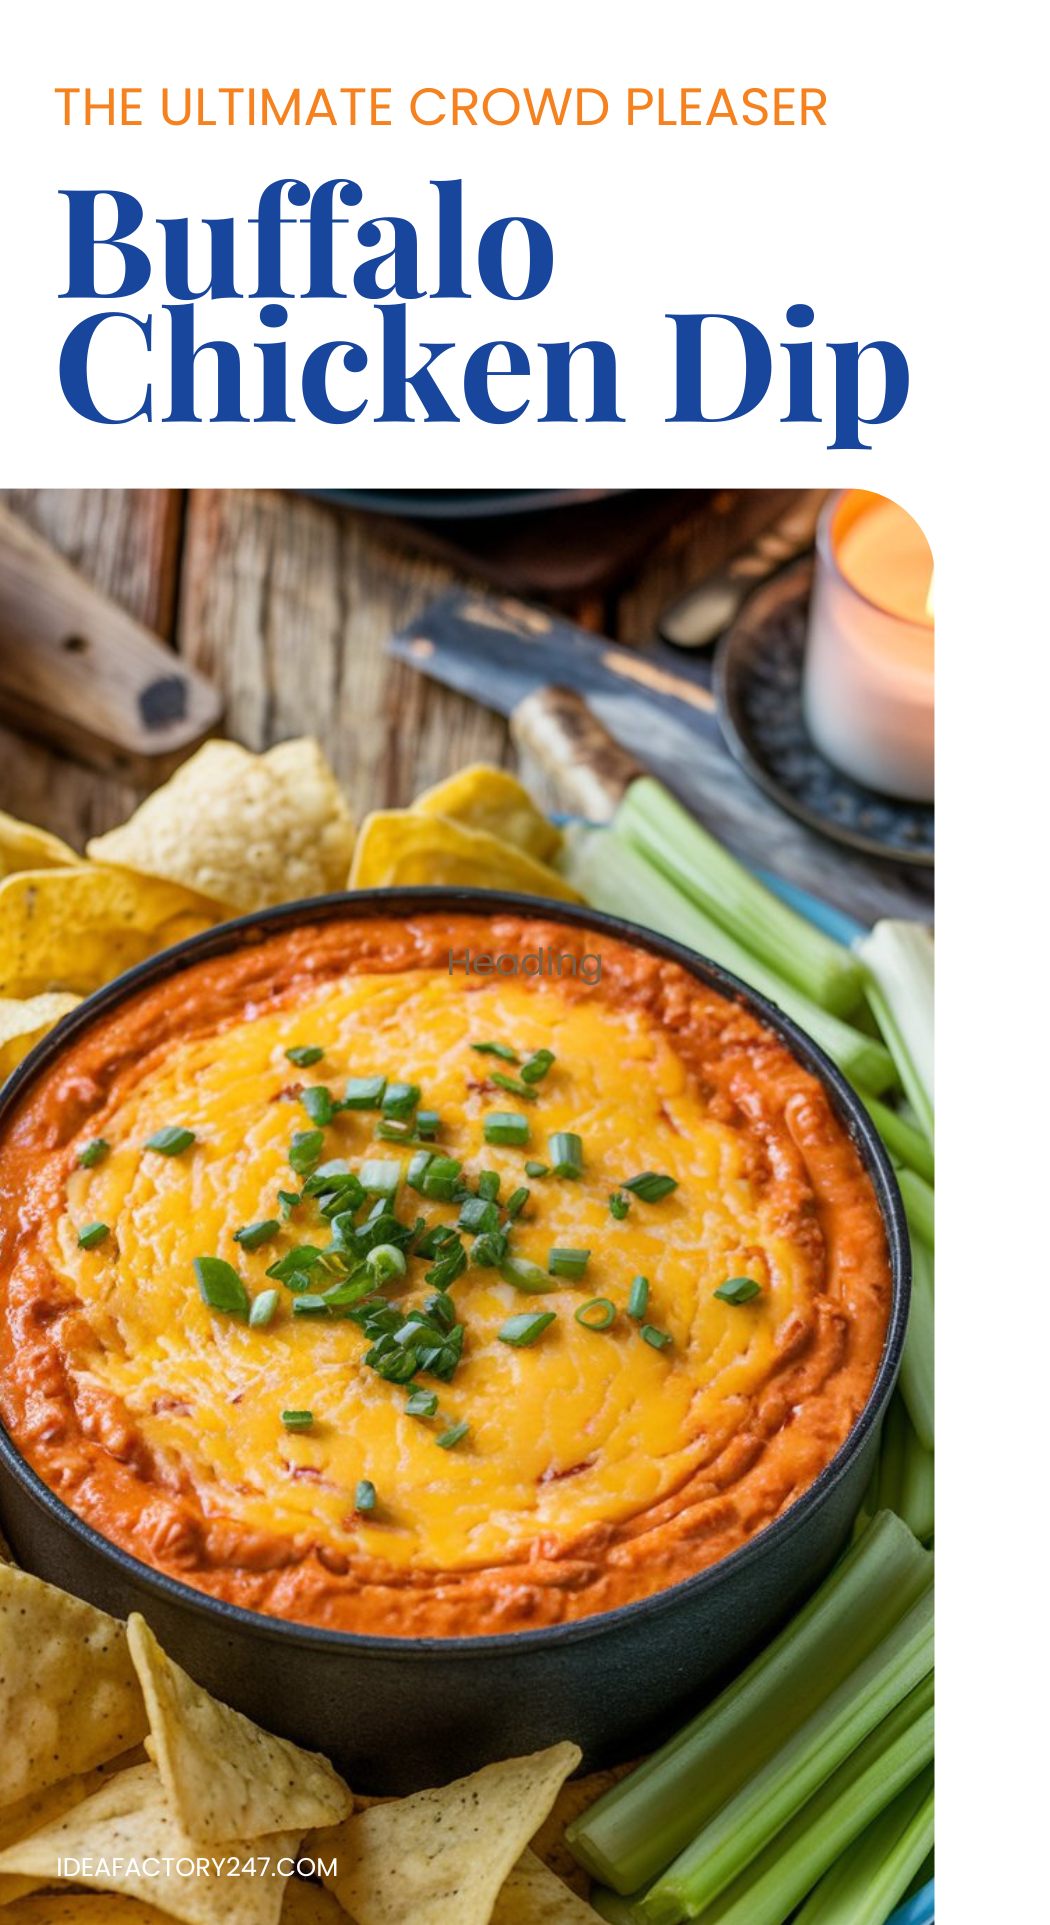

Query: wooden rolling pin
[0,505,222,778]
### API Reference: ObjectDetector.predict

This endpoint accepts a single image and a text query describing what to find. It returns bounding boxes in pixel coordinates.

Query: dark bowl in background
[0,890,910,1792]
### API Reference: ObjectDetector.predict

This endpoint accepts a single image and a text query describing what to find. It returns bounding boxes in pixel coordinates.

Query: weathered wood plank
[0,490,185,847]
[176,489,514,821]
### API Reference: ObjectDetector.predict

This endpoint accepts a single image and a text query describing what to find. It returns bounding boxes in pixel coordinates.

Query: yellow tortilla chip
[0,992,81,1078]
[0,1763,301,1925]
[1,1897,174,1923]
[413,766,562,864]
[529,1765,636,1898]
[0,1565,147,1810]
[314,1740,580,1925]
[279,1882,348,1924]
[492,1850,605,1923]
[349,812,581,903]
[127,1615,350,1844]
[0,867,217,1000]
[0,1751,149,1908]
[0,811,79,879]
[87,740,355,915]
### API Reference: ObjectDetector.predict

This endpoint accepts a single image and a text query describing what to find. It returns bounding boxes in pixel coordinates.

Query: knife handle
[510,685,644,823]
[658,489,827,650]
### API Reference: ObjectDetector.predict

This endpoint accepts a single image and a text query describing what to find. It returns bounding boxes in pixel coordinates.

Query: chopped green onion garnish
[77,1137,110,1168]
[505,1186,529,1220]
[484,1112,530,1147]
[288,1129,325,1176]
[576,1298,617,1330]
[291,1294,331,1316]
[343,1076,387,1110]
[624,1171,678,1202]
[458,1196,501,1235]
[406,1150,434,1192]
[146,1125,196,1156]
[277,1189,302,1220]
[548,1132,584,1179]
[281,1409,313,1429]
[285,1045,324,1068]
[492,1071,536,1101]
[548,1247,591,1280]
[477,1170,501,1202]
[248,1288,279,1328]
[267,1245,326,1285]
[406,1388,438,1418]
[300,1085,335,1126]
[355,1479,377,1512]
[359,1158,401,1198]
[500,1254,557,1294]
[233,1219,280,1251]
[499,1311,557,1347]
[382,1081,421,1120]
[641,1323,673,1349]
[76,1221,109,1250]
[520,1048,556,1085]
[714,1275,763,1304]
[436,1420,470,1449]
[609,1191,631,1221]
[627,1275,650,1320]
[415,1110,441,1139]
[365,1243,407,1285]
[471,1040,519,1063]
[419,1155,463,1201]
[524,1160,549,1179]
[425,1239,468,1291]
[470,1229,509,1267]
[194,1256,249,1318]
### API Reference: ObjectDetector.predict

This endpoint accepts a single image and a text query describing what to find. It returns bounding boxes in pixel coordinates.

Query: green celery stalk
[615,779,864,1016]
[634,1588,933,1923]
[590,1892,643,1924]
[566,1513,931,1896]
[875,1393,934,1544]
[850,1086,935,1184]
[676,1677,934,1925]
[898,1168,934,1249]
[560,827,896,1094]
[899,1236,934,1452]
[792,1765,933,1925]
[855,921,934,1143]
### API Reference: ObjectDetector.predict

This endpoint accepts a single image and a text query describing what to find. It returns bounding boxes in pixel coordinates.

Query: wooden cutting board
[0,504,222,779]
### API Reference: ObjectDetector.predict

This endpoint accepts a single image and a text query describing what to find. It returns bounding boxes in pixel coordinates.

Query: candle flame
[925,571,934,621]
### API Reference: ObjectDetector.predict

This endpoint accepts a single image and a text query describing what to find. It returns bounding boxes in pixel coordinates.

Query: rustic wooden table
[0,489,930,925]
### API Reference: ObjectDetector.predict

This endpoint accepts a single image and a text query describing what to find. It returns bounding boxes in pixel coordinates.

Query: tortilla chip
[0,1751,149,1908]
[0,1764,301,1925]
[0,1898,173,1923]
[492,1850,605,1923]
[279,1883,348,1924]
[87,740,355,915]
[529,1765,637,1898]
[0,867,217,1000]
[314,1741,580,1925]
[127,1615,350,1844]
[348,811,581,903]
[0,1565,147,1810]
[0,811,79,879]
[0,992,81,1078]
[412,766,562,864]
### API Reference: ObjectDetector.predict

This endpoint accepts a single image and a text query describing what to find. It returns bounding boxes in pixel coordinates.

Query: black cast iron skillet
[0,890,909,1792]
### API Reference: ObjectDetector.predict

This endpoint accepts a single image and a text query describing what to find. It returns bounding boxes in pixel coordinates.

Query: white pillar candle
[803,492,934,803]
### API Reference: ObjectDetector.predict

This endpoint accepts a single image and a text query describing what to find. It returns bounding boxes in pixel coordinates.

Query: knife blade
[389,590,932,926]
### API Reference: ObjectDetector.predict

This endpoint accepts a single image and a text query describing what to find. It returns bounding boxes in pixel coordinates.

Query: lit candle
[802,492,934,803]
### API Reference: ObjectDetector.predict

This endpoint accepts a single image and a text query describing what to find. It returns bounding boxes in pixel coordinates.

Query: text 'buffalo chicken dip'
[0,914,891,1635]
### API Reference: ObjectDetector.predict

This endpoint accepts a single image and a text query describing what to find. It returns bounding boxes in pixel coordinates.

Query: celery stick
[876,1393,934,1544]
[560,828,896,1093]
[899,1237,934,1452]
[793,1766,933,1925]
[855,921,934,1143]
[616,781,865,1016]
[682,1677,934,1925]
[850,1086,935,1184]
[566,1513,931,1895]
[898,1168,934,1249]
[590,1891,643,1924]
[635,1589,933,1923]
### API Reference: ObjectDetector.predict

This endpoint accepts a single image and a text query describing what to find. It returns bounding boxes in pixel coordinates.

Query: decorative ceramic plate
[715,560,934,868]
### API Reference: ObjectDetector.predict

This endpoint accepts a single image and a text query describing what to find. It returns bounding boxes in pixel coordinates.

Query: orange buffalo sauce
[0,915,891,1636]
